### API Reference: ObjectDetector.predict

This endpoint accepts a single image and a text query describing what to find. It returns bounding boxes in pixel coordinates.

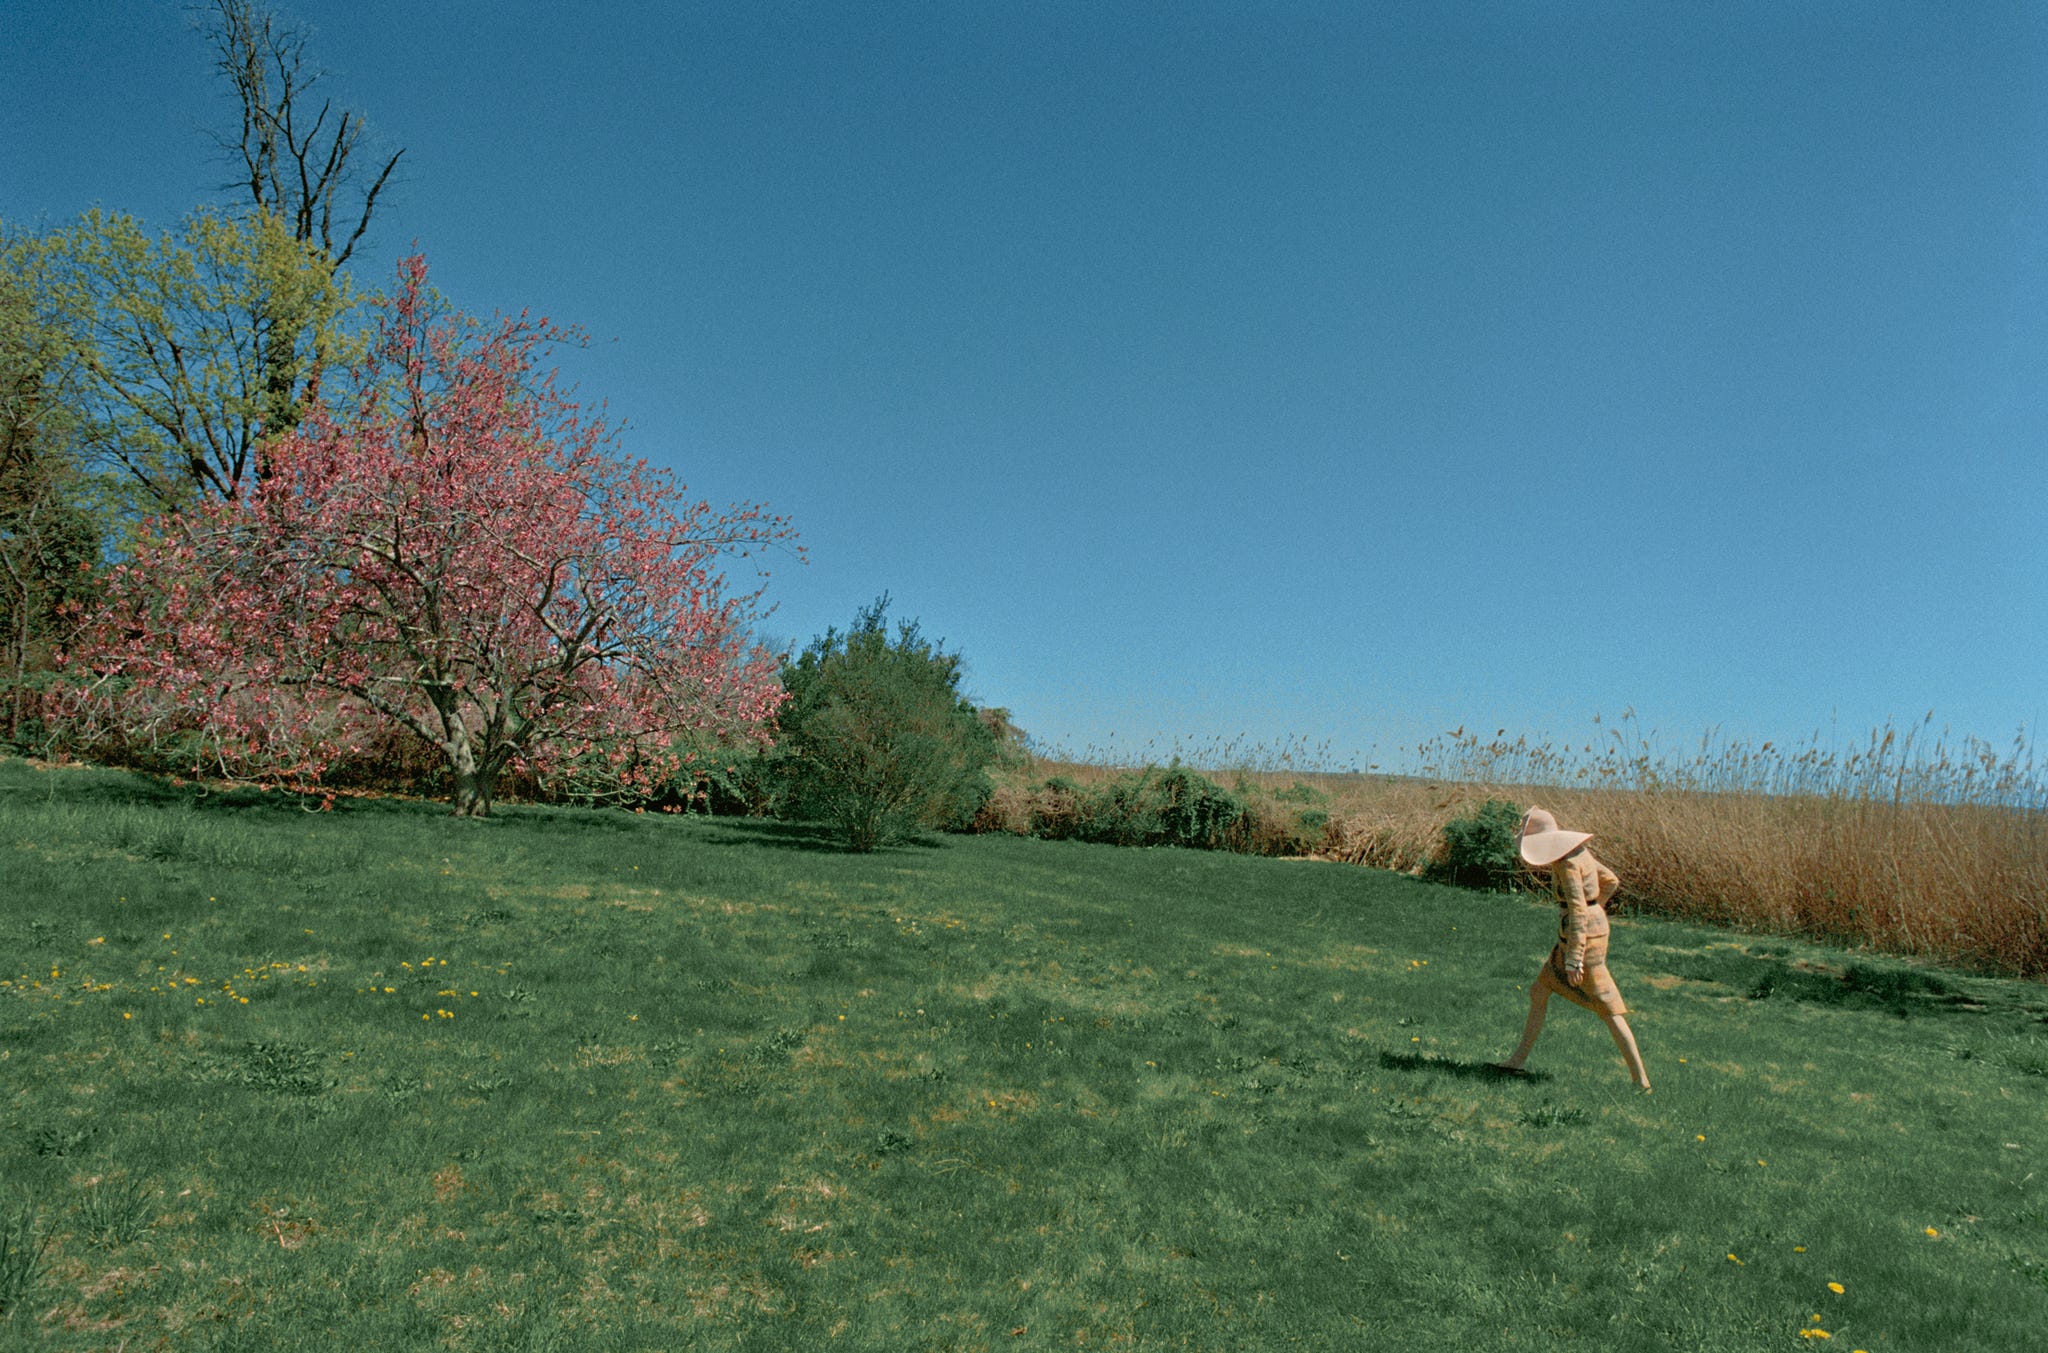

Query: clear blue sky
[6,0,2044,772]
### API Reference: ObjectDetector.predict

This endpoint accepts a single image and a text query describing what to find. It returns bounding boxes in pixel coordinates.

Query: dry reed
[1014,715,2048,979]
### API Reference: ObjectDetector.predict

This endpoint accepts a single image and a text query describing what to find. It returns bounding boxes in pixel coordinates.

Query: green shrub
[768,596,1000,852]
[1150,766,1247,850]
[1017,766,1250,851]
[1434,798,1526,890]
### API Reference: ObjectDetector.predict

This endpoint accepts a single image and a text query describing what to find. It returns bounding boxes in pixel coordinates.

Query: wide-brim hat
[1517,806,1592,867]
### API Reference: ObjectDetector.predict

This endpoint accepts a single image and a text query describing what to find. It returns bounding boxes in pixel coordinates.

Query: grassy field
[2,757,2045,1350]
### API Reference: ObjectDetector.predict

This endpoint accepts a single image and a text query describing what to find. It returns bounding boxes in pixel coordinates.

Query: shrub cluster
[974,766,1332,858]
[765,596,1000,852]
[1430,797,1527,890]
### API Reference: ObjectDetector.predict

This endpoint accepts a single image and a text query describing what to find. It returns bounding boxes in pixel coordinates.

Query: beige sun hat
[1517,806,1592,867]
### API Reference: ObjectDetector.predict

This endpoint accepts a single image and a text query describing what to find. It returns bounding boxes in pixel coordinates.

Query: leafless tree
[202,0,404,270]
[195,0,404,445]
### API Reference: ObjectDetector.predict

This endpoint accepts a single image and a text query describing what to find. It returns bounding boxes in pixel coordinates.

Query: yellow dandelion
[122,1012,132,1020]
[1696,1134,1706,1142]
[1727,1253,1744,1266]
[1925,1227,1940,1237]
[1794,1246,1806,1252]
[1757,1159,1767,1167]
[1828,1282,1844,1294]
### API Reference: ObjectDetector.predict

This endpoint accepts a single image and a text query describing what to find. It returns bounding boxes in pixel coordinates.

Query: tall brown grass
[1015,714,2048,979]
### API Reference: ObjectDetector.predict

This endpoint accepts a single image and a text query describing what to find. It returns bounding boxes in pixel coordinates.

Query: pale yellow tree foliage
[28,206,360,513]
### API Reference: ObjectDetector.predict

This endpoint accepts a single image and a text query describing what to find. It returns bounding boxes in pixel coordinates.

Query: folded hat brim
[1518,829,1592,867]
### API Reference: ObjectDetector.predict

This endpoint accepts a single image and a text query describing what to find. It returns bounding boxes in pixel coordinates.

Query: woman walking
[1491,806,1651,1092]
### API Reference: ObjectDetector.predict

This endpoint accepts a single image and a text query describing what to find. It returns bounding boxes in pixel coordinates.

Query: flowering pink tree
[71,256,796,815]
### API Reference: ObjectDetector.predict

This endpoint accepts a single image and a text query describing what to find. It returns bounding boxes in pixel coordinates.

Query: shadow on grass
[1650,946,1989,1019]
[0,756,440,820]
[1376,1050,1554,1084]
[699,818,948,854]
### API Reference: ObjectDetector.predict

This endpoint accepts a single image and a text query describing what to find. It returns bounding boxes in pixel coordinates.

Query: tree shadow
[1376,1050,1554,1084]
[697,818,951,855]
[1649,947,1990,1019]
[697,819,860,853]
[0,758,442,820]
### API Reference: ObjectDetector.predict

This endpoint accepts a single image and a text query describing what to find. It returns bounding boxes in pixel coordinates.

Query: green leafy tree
[0,232,108,743]
[771,597,1000,852]
[31,207,356,516]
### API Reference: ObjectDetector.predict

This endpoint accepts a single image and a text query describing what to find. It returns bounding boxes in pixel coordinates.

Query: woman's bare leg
[1496,986,1552,1070]
[1603,1014,1651,1090]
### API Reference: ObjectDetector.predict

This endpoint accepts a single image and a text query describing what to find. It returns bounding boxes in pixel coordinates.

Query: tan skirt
[1534,936,1628,1017]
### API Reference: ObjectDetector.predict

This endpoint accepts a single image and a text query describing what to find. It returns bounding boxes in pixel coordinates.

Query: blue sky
[6,1,2044,772]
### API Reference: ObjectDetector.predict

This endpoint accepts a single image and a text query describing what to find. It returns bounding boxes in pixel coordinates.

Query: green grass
[1,757,2044,1350]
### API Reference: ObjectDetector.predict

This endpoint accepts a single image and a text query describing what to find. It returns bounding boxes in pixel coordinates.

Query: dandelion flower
[1727,1253,1744,1266]
[1926,1227,1940,1237]
[1828,1282,1845,1294]
[1794,1246,1806,1253]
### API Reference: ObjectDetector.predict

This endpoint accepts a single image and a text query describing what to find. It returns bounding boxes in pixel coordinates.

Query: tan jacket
[1551,850,1619,969]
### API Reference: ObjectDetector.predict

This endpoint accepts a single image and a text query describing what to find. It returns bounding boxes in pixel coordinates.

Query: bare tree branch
[200,0,405,269]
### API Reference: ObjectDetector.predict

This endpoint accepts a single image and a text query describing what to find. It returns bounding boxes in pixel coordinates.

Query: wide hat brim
[1516,807,1592,866]
[1518,829,1592,867]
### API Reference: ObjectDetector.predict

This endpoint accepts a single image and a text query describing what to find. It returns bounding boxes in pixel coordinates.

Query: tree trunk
[445,726,492,817]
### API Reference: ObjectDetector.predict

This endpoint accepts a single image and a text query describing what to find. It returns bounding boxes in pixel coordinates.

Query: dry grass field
[1014,716,2048,980]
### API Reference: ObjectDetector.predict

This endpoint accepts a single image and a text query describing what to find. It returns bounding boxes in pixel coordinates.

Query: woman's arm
[1560,862,1591,975]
